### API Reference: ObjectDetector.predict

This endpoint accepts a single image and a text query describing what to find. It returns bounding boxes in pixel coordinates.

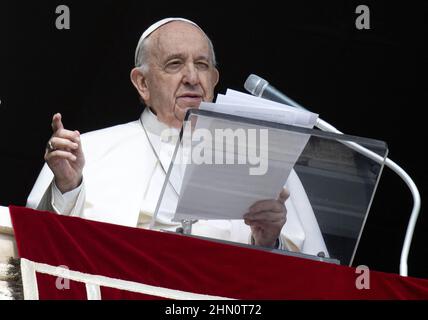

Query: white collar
[140,108,180,144]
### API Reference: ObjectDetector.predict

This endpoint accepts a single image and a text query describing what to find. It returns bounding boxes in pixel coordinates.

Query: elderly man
[26,18,328,254]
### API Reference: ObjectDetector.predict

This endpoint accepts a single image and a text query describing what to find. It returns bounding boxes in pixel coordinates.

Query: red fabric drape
[8,206,428,299]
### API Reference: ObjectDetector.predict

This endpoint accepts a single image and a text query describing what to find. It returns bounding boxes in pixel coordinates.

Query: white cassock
[26,108,328,256]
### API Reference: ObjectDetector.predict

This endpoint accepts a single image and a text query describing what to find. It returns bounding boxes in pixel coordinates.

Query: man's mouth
[177,94,203,106]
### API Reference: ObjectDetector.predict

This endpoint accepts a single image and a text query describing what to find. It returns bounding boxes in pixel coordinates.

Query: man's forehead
[149,23,210,59]
[151,21,207,44]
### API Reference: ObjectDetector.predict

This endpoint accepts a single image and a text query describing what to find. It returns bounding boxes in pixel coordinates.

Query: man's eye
[165,61,182,71]
[196,62,209,70]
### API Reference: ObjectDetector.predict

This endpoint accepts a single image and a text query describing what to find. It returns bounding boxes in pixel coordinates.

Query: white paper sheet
[169,90,316,221]
[214,89,318,128]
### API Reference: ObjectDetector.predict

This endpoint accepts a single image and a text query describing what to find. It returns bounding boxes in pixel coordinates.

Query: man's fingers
[278,188,290,203]
[244,210,286,223]
[45,150,77,162]
[249,199,284,214]
[74,131,83,152]
[51,113,64,132]
[53,128,81,143]
[245,219,284,231]
[48,137,79,151]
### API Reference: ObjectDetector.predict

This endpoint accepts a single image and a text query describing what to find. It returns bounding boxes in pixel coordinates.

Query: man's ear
[130,68,150,102]
[213,67,220,87]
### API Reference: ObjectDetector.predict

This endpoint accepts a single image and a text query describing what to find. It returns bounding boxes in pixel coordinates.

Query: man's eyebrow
[194,55,210,61]
[163,53,210,63]
[163,53,185,62]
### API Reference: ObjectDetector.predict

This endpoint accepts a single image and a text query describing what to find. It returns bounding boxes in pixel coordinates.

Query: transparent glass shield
[152,109,388,266]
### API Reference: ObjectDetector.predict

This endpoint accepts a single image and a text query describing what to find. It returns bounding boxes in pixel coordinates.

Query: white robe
[26,108,328,255]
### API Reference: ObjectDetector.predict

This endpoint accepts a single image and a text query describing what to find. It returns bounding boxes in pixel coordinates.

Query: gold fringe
[6,257,23,300]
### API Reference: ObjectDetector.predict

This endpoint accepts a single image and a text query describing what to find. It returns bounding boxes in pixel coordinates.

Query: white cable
[316,118,421,276]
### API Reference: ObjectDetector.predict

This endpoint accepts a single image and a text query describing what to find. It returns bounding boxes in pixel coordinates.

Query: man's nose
[182,63,200,86]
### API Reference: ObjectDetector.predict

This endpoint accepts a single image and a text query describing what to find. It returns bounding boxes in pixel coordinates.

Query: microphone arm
[244,74,421,277]
[317,119,420,277]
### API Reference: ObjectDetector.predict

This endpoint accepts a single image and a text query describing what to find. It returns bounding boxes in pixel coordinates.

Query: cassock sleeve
[282,169,329,257]
[26,163,86,217]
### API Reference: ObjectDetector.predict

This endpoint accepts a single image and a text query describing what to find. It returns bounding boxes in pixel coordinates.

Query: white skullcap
[134,17,201,67]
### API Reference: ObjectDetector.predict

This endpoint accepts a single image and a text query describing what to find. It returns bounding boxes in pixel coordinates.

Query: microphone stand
[176,219,198,235]
[247,80,421,277]
[315,118,421,277]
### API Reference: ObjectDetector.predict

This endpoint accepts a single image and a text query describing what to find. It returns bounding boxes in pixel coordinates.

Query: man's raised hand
[44,113,85,193]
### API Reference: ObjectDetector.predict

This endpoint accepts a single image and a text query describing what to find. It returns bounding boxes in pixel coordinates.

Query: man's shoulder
[78,119,147,157]
[81,119,142,142]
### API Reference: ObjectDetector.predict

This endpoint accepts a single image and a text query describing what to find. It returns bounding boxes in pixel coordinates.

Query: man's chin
[176,104,200,121]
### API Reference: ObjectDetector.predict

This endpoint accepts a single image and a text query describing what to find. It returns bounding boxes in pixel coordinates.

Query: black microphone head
[244,74,269,97]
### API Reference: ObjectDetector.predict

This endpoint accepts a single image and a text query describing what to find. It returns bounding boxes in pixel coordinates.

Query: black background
[0,1,426,278]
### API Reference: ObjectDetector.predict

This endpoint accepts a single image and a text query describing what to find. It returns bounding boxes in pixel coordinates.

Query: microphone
[243,73,421,277]
[244,74,307,111]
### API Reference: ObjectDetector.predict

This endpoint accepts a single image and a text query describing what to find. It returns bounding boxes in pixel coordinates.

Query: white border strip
[20,259,39,300]
[20,258,234,300]
[85,283,101,300]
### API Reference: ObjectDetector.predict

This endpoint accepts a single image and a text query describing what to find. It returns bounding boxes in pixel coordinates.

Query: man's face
[140,22,219,128]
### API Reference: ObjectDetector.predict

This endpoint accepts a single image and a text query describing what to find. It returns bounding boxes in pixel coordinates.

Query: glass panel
[152,109,387,266]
